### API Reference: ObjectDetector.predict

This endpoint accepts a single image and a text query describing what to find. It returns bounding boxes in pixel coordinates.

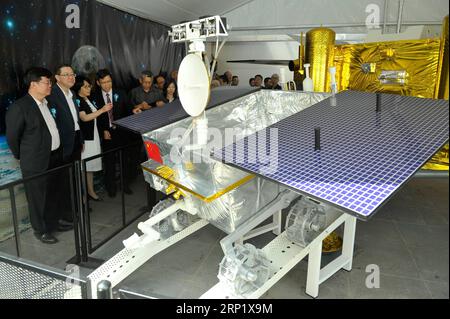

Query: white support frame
[238,210,283,243]
[221,190,299,256]
[272,210,283,235]
[307,215,356,297]
[201,213,357,299]
[88,219,209,298]
[87,191,291,299]
[88,190,357,299]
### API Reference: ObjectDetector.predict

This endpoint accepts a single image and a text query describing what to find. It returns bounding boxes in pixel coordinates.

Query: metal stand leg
[342,216,356,271]
[203,212,354,299]
[306,240,322,298]
[272,210,282,235]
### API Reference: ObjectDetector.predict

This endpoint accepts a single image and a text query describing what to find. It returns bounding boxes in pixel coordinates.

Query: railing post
[97,280,113,299]
[69,165,82,264]
[8,187,21,257]
[80,160,93,253]
[119,149,126,227]
[74,161,89,262]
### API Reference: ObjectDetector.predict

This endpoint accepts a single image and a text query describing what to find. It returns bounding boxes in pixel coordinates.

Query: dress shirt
[57,84,80,131]
[32,96,61,151]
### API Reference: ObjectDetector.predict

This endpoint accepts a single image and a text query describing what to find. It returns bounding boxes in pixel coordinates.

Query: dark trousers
[60,131,83,221]
[102,129,132,194]
[65,131,83,163]
[22,148,64,234]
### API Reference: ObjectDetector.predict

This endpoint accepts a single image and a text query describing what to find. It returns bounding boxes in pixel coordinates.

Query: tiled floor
[1,176,448,299]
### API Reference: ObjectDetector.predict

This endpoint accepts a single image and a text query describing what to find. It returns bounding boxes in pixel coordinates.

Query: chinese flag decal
[144,141,163,164]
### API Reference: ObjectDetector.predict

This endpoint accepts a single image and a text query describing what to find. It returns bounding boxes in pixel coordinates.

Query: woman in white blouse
[73,76,112,201]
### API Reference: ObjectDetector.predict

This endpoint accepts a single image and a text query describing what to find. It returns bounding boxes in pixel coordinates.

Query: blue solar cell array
[114,87,259,134]
[213,91,449,219]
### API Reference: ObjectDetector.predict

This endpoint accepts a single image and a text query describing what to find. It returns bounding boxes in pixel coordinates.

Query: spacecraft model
[87,16,449,299]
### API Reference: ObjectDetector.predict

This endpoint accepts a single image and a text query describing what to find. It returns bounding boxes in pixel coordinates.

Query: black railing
[0,140,153,268]
[0,251,91,299]
[79,140,149,254]
[0,162,80,260]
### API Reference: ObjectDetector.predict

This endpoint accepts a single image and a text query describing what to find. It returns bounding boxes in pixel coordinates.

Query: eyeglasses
[82,84,92,89]
[60,73,77,78]
[37,81,52,86]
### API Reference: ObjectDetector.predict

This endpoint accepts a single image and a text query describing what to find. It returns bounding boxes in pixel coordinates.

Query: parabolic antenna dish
[178,53,211,117]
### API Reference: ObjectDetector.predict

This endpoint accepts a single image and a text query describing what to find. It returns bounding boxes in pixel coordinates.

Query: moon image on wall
[71,46,106,76]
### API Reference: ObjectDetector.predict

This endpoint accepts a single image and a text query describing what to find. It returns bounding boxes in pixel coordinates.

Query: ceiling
[96,0,255,26]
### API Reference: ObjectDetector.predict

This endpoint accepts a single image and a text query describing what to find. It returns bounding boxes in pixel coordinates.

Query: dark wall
[0,0,185,133]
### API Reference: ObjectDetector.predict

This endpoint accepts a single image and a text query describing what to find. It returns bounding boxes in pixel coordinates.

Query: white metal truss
[88,190,357,299]
[201,213,356,299]
[169,15,228,43]
[88,219,209,298]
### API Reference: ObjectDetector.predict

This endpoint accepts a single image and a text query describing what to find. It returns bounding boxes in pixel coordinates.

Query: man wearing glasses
[48,64,84,224]
[6,68,66,244]
[49,65,84,162]
[92,69,133,197]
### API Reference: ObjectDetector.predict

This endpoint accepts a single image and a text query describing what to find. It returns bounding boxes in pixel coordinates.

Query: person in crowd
[92,69,132,197]
[271,73,282,90]
[254,74,263,87]
[249,77,256,87]
[163,80,178,104]
[155,75,166,93]
[211,79,221,89]
[129,71,165,114]
[264,77,273,89]
[73,76,112,201]
[231,75,239,86]
[212,73,221,84]
[47,64,84,224]
[6,67,70,244]
[169,70,178,83]
[223,71,232,85]
[219,75,226,86]
[48,65,84,162]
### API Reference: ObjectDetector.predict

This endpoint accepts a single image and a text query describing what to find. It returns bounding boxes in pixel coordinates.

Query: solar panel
[114,86,260,134]
[213,91,449,220]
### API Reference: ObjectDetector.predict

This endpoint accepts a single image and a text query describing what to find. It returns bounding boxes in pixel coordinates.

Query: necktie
[106,93,113,126]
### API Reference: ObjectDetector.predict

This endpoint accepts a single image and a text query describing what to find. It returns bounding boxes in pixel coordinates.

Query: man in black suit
[48,65,84,162]
[47,65,84,222]
[6,67,72,244]
[91,69,132,197]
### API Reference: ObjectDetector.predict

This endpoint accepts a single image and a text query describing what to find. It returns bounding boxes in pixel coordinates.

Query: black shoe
[56,224,74,232]
[59,219,73,226]
[123,186,133,195]
[35,232,58,244]
[88,194,103,201]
